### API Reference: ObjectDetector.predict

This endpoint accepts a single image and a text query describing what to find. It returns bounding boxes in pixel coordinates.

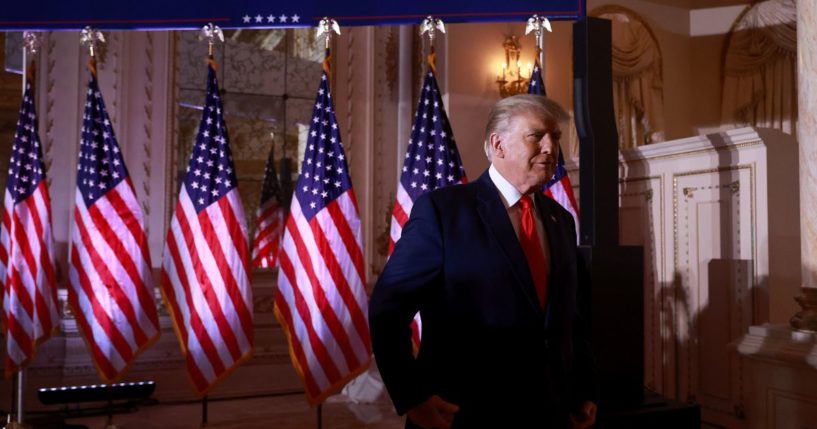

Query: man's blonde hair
[483,94,570,159]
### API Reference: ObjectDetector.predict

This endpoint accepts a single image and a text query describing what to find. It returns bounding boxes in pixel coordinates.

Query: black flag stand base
[3,421,30,429]
[104,385,118,429]
[316,404,322,429]
[3,371,31,429]
[200,395,208,428]
[2,415,30,429]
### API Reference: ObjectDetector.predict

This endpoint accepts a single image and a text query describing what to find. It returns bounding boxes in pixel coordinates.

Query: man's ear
[488,132,504,159]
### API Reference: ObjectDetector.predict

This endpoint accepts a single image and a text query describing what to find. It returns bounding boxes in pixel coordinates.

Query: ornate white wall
[568,127,801,428]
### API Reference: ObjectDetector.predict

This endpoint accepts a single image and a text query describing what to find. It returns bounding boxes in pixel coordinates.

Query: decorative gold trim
[385,27,398,97]
[142,32,154,233]
[373,27,390,268]
[624,175,677,391]
[113,31,121,126]
[345,27,355,159]
[44,33,56,189]
[167,32,181,231]
[673,165,756,293]
[619,174,663,389]
[672,164,754,415]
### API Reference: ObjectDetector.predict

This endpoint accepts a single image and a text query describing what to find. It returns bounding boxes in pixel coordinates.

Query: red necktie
[518,195,548,309]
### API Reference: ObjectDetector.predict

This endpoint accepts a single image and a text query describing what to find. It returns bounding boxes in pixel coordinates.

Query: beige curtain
[721,0,797,135]
[597,10,665,150]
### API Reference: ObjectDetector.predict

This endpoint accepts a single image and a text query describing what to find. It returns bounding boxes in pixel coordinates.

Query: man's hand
[570,401,597,429]
[406,395,459,429]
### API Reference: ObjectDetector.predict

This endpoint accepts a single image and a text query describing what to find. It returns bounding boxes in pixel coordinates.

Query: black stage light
[37,381,155,405]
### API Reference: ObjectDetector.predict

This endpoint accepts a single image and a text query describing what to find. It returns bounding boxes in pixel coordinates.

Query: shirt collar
[489,164,524,209]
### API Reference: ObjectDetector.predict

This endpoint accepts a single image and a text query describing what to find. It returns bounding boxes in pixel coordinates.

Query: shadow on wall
[616,127,805,428]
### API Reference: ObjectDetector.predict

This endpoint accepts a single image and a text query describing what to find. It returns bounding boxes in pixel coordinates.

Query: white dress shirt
[488,164,550,277]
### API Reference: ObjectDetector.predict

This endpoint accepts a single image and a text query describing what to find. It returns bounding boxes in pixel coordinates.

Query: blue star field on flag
[295,71,353,221]
[528,61,546,96]
[183,64,239,214]
[77,73,130,206]
[399,69,466,202]
[7,82,46,204]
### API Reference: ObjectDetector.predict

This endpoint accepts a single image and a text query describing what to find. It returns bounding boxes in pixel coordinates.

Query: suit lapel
[475,172,542,315]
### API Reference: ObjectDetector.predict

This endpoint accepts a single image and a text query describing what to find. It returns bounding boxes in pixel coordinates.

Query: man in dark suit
[369,94,598,429]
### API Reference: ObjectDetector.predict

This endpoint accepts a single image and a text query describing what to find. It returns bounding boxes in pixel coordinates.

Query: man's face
[492,110,561,194]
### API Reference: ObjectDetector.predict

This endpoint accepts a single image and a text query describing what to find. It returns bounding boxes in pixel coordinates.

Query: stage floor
[44,393,403,429]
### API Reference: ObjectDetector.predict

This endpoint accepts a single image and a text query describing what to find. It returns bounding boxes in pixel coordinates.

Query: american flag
[68,66,160,382]
[528,61,580,239]
[251,151,285,269]
[275,58,370,405]
[161,60,254,395]
[389,69,467,252]
[0,78,59,375]
[389,68,467,346]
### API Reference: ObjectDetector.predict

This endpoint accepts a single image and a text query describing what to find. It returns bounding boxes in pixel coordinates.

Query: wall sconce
[496,35,532,98]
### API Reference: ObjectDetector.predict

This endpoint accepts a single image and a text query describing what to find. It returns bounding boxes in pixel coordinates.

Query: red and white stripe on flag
[68,68,160,382]
[276,64,370,404]
[68,179,160,381]
[0,200,7,286]
[1,183,59,374]
[388,184,413,254]
[162,62,254,395]
[275,191,371,404]
[1,81,59,375]
[162,187,254,394]
[251,199,284,268]
[544,175,580,242]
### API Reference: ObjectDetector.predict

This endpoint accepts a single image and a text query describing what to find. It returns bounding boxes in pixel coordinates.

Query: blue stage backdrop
[0,0,585,30]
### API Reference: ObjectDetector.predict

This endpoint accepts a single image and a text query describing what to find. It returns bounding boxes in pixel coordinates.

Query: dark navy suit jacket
[369,170,597,428]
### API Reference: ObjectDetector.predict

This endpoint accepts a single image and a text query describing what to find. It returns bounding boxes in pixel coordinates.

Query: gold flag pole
[195,23,223,429]
[78,28,117,428]
[75,40,113,428]
[4,32,42,429]
[420,16,445,74]
[314,21,339,429]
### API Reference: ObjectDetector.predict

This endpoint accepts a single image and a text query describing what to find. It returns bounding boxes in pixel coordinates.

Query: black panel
[573,17,619,247]
[572,17,699,427]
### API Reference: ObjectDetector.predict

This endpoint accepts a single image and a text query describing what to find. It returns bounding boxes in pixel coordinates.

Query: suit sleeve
[369,194,443,415]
